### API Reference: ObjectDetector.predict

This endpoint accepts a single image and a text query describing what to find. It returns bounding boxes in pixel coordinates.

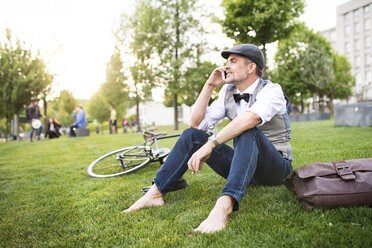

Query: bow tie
[233,93,250,103]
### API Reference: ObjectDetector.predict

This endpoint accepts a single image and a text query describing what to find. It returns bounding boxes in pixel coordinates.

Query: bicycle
[86,131,180,178]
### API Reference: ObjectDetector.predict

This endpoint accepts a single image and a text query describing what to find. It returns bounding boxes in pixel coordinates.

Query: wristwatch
[208,133,220,148]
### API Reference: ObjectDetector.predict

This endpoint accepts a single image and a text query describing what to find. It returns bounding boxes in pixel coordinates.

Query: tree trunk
[173,0,180,131]
[312,95,316,112]
[319,93,324,112]
[5,117,9,143]
[261,43,267,80]
[43,96,48,136]
[301,97,304,113]
[14,114,19,141]
[173,93,178,130]
[328,93,334,115]
[136,97,140,127]
[299,94,303,113]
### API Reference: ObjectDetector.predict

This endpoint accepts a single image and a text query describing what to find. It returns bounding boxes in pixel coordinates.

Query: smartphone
[221,70,227,81]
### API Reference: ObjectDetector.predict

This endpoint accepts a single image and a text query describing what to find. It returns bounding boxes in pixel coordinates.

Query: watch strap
[208,134,220,148]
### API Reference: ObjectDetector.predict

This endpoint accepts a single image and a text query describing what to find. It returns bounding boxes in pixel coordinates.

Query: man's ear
[247,62,256,74]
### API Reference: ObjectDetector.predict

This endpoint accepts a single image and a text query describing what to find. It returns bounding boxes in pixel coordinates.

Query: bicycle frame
[118,133,181,159]
[151,133,181,149]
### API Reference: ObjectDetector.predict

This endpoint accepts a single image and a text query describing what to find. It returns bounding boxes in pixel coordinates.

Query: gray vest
[224,79,293,161]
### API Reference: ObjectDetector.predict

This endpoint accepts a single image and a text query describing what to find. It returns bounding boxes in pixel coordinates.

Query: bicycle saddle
[143,131,167,142]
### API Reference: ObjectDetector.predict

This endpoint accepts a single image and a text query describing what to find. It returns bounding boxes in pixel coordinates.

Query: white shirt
[198,78,287,130]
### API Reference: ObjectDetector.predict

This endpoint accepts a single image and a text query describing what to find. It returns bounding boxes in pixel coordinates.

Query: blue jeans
[153,128,293,210]
[29,119,43,141]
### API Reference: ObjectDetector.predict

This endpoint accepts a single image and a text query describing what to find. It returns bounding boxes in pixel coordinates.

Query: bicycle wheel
[87,146,151,178]
[152,148,170,164]
[153,148,170,159]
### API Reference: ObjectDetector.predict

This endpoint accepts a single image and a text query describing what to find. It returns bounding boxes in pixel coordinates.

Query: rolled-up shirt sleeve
[197,85,227,130]
[247,83,286,126]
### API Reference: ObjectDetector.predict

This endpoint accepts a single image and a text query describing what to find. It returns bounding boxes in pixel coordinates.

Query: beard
[226,70,248,84]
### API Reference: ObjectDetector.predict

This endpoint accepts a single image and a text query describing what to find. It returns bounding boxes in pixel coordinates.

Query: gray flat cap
[221,44,265,69]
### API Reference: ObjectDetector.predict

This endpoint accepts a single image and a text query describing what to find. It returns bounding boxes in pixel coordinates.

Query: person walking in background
[109,106,117,134]
[46,118,61,139]
[27,98,44,141]
[131,119,141,133]
[69,105,87,137]
[122,117,128,133]
[131,119,136,133]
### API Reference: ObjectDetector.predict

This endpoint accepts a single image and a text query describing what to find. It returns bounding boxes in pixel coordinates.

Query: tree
[33,57,54,136]
[159,29,221,107]
[166,59,218,107]
[149,0,208,130]
[87,89,110,133]
[121,0,163,123]
[54,90,77,127]
[220,0,304,78]
[298,34,334,112]
[119,0,202,130]
[0,29,53,141]
[328,52,354,114]
[119,0,216,129]
[273,23,353,113]
[158,0,200,130]
[271,23,313,112]
[100,48,129,119]
[129,62,155,123]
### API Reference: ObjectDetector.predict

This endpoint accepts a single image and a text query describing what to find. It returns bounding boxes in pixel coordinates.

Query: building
[127,101,192,126]
[320,27,337,49]
[322,0,372,101]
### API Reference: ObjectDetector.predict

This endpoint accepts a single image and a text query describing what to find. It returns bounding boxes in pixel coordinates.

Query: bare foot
[122,184,164,213]
[194,195,234,234]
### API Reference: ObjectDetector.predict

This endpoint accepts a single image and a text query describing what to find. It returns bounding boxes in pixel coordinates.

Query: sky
[0,0,350,100]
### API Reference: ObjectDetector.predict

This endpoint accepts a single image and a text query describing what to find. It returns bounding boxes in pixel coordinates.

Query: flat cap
[221,44,265,70]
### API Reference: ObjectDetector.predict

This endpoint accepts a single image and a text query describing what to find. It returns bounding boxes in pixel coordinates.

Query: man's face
[225,54,254,84]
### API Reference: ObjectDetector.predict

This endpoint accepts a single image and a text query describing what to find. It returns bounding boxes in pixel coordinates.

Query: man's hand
[206,67,227,88]
[187,141,214,174]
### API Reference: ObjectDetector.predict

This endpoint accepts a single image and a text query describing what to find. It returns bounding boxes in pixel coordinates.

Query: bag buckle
[334,162,356,180]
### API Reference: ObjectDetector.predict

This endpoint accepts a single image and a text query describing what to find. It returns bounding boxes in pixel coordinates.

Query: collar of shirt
[237,78,260,95]
[236,78,260,115]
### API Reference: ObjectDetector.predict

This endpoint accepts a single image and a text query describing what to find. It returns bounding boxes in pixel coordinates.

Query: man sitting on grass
[69,105,87,137]
[123,44,293,234]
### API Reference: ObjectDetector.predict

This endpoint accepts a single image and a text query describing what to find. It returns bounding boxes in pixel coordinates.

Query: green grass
[0,120,371,247]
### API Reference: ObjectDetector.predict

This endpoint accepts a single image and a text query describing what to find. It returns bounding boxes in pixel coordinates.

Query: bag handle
[333,160,356,180]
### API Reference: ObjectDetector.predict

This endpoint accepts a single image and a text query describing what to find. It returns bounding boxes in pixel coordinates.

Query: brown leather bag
[284,158,372,209]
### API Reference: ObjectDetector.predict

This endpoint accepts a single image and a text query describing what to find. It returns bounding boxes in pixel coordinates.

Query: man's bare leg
[194,195,234,234]
[122,184,164,213]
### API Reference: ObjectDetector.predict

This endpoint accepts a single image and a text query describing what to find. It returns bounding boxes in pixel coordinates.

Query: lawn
[0,120,371,247]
